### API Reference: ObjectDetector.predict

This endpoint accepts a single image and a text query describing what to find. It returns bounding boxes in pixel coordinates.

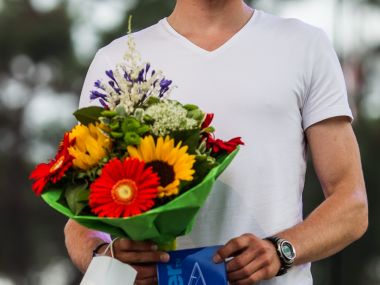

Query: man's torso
[79,9,351,284]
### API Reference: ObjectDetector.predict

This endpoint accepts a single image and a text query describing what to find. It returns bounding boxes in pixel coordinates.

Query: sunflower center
[50,156,65,173]
[111,179,137,205]
[146,160,175,187]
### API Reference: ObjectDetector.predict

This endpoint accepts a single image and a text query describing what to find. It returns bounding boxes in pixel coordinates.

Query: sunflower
[68,123,111,170]
[127,135,195,198]
[89,158,160,218]
[29,133,74,195]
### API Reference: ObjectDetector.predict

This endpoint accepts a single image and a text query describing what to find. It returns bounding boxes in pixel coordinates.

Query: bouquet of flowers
[29,30,243,247]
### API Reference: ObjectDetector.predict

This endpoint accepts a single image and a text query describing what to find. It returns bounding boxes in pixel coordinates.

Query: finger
[116,251,170,264]
[231,267,268,285]
[228,254,270,282]
[132,264,157,280]
[135,276,158,285]
[115,239,157,252]
[226,247,259,272]
[214,235,252,263]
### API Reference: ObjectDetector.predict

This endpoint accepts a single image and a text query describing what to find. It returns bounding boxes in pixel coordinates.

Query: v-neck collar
[159,9,262,56]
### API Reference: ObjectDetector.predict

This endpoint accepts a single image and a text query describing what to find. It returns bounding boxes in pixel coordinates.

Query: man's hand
[64,220,170,285]
[105,239,170,285]
[214,233,281,284]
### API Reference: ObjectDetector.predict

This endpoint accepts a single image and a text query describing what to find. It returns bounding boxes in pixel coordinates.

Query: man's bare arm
[64,219,169,284]
[279,116,368,264]
[215,117,368,284]
[64,219,112,273]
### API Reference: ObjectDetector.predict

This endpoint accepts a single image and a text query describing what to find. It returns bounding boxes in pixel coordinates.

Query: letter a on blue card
[188,262,206,285]
[157,246,227,285]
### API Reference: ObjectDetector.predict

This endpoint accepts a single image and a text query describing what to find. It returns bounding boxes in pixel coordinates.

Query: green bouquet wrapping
[29,30,243,246]
[41,149,238,245]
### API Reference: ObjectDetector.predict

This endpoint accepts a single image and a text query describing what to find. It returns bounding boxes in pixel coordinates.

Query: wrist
[92,242,110,257]
[265,236,296,276]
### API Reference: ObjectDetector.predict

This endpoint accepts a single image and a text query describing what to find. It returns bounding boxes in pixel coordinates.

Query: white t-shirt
[79,9,353,285]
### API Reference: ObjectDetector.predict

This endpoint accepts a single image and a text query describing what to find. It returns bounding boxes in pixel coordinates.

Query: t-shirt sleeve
[78,48,109,109]
[302,29,353,130]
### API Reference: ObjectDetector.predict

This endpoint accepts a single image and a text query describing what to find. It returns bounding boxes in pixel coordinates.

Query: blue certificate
[157,245,228,285]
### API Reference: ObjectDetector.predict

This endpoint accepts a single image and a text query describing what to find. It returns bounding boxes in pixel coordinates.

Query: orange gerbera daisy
[89,158,160,218]
[29,133,74,195]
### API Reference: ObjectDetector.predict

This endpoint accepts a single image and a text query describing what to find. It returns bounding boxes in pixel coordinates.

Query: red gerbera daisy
[29,133,74,196]
[89,158,160,218]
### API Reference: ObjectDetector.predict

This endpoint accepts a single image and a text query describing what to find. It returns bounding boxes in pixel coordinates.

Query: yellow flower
[127,135,195,198]
[68,123,111,170]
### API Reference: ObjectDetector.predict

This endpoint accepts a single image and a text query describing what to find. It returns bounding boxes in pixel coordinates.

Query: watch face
[281,241,296,260]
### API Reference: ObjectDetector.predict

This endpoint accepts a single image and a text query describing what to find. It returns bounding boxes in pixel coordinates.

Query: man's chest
[157,54,305,138]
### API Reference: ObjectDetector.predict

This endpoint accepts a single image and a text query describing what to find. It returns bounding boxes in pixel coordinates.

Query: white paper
[81,256,137,285]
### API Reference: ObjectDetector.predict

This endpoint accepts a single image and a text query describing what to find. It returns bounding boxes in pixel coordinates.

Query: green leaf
[171,129,201,154]
[202,126,215,133]
[76,172,87,179]
[136,125,150,135]
[73,106,105,125]
[183,104,199,111]
[64,183,89,215]
[144,96,160,106]
[191,155,218,184]
[143,114,155,124]
[101,110,118,117]
[110,131,124,138]
[187,109,205,121]
[109,120,120,130]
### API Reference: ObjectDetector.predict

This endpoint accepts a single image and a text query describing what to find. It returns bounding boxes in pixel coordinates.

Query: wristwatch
[265,236,296,276]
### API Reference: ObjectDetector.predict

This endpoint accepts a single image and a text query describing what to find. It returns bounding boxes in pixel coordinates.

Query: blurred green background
[0,0,379,284]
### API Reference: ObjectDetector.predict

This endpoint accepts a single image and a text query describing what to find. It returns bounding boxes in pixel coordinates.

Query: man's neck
[167,0,254,39]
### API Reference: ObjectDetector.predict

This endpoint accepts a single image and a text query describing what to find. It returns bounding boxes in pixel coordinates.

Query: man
[64,0,368,284]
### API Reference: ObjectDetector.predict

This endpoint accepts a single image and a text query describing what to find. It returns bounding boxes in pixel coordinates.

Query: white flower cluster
[124,30,141,68]
[144,100,198,136]
[97,34,174,114]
